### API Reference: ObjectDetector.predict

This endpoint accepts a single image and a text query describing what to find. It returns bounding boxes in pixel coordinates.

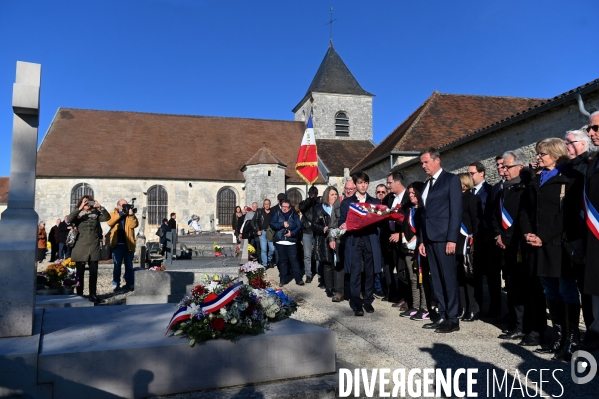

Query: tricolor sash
[349,203,368,216]
[583,186,599,240]
[165,281,243,334]
[408,207,417,233]
[499,197,513,230]
[459,223,473,255]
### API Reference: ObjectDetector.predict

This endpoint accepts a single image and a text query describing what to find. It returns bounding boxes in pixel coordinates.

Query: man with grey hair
[564,129,594,175]
[578,112,599,351]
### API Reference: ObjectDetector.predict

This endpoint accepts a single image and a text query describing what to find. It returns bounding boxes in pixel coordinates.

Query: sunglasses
[376,191,386,194]
[586,125,599,133]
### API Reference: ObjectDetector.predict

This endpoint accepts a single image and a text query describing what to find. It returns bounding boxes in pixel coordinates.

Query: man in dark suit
[380,171,411,307]
[339,172,383,316]
[418,148,462,333]
[468,162,493,214]
[579,111,599,352]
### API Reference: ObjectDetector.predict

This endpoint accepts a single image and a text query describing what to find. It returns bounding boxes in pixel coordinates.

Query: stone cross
[0,61,41,338]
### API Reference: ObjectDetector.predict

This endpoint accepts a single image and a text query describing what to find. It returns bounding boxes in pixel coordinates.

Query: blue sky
[1,0,598,177]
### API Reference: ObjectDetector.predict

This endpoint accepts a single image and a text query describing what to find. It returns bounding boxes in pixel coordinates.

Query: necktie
[471,188,476,194]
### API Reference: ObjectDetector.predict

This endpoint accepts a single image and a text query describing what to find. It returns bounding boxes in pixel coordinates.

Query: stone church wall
[294,93,373,141]
[35,178,245,241]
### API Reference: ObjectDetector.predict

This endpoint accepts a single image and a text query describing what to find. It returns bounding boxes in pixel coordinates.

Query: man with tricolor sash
[492,151,546,346]
[580,111,599,352]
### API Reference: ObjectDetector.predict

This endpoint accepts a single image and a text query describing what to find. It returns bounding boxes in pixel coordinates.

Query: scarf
[539,166,561,186]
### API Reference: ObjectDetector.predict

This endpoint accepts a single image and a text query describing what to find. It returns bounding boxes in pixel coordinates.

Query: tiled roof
[316,139,375,176]
[352,92,544,171]
[37,109,317,183]
[244,145,287,167]
[293,44,373,112]
[0,177,8,204]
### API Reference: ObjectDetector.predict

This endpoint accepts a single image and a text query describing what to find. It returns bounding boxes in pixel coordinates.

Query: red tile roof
[0,177,8,204]
[352,92,544,171]
[244,145,287,167]
[37,109,315,183]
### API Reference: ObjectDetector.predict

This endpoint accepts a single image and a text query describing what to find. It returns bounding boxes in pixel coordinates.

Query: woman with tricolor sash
[519,138,584,362]
[456,173,483,322]
[400,182,431,321]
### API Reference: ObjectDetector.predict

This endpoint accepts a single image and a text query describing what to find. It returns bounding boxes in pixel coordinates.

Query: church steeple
[293,44,372,113]
[292,45,374,142]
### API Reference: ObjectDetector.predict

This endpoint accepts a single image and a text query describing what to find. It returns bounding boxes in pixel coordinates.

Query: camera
[121,198,138,214]
[86,200,96,207]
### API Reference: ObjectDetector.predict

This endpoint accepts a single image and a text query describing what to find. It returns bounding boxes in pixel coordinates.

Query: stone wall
[242,164,286,207]
[35,178,246,240]
[294,93,373,141]
[366,94,599,187]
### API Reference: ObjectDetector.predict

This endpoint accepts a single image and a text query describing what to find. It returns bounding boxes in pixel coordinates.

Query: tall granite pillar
[0,62,41,338]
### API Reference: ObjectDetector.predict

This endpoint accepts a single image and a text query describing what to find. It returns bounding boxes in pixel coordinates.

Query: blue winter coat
[270,210,301,243]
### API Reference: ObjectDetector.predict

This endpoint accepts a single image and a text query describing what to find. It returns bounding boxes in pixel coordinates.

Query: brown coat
[37,227,47,249]
[107,209,139,252]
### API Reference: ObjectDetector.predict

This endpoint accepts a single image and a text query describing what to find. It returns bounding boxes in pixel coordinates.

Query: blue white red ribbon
[499,197,513,230]
[459,223,473,255]
[349,203,368,216]
[583,186,599,240]
[409,207,416,233]
[165,281,243,334]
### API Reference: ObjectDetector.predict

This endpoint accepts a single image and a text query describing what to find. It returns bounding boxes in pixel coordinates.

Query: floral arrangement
[247,244,256,254]
[234,244,241,257]
[239,261,269,289]
[166,270,297,346]
[328,228,346,239]
[213,242,224,257]
[43,258,77,288]
[149,265,166,271]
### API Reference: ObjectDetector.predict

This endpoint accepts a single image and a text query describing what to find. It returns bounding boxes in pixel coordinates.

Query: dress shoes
[457,308,466,319]
[332,294,344,302]
[364,304,375,313]
[88,295,104,304]
[381,296,389,302]
[391,300,407,308]
[296,281,305,286]
[498,331,526,340]
[423,318,445,329]
[305,276,313,284]
[462,312,480,322]
[373,290,385,299]
[519,332,541,347]
[354,309,364,316]
[435,321,460,333]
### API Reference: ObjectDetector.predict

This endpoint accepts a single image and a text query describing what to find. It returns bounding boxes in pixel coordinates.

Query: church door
[217,188,236,228]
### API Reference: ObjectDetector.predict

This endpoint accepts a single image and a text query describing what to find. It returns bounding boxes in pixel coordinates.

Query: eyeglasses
[586,125,599,133]
[535,152,548,158]
[345,187,356,192]
[503,164,521,170]
[376,191,386,194]
[564,140,580,146]
[281,206,290,209]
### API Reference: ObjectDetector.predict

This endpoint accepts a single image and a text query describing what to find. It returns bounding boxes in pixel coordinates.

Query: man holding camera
[107,199,139,291]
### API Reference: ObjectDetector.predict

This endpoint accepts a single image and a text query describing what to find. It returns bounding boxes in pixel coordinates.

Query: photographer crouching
[107,198,139,291]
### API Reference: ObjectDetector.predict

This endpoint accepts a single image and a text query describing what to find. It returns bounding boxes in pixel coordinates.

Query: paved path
[270,268,598,398]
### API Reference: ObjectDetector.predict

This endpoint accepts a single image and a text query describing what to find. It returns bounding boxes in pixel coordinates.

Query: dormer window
[335,112,349,136]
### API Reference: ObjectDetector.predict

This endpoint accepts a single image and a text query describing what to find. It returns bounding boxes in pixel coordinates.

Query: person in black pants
[456,173,482,322]
[418,148,463,334]
[339,172,384,316]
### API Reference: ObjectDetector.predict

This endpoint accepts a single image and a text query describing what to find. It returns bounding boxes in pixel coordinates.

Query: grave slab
[0,308,51,399]
[36,295,94,308]
[38,304,335,398]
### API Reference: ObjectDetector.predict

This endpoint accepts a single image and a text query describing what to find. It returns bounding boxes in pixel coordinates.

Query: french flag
[500,197,513,230]
[165,306,191,335]
[295,111,319,185]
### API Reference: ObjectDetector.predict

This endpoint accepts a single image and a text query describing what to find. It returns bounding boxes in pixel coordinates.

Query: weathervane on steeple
[326,7,336,46]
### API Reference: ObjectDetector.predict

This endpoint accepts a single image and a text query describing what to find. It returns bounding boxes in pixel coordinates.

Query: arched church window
[286,188,303,208]
[147,185,168,225]
[335,111,349,136]
[70,183,94,211]
[217,187,236,228]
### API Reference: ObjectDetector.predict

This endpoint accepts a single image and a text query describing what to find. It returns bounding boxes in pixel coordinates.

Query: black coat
[585,154,599,295]
[380,190,411,252]
[312,204,335,264]
[458,191,482,251]
[519,165,583,278]
[299,197,318,234]
[58,221,72,244]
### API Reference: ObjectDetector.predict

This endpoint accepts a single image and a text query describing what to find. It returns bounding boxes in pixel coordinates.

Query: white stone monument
[0,61,41,338]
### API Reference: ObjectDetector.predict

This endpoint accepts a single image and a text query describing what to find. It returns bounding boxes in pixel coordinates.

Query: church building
[34,44,375,235]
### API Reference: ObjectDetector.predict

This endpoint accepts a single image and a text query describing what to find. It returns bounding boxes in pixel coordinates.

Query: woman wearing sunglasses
[519,138,584,362]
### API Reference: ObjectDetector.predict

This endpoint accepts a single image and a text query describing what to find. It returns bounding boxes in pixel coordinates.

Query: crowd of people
[234,111,599,362]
